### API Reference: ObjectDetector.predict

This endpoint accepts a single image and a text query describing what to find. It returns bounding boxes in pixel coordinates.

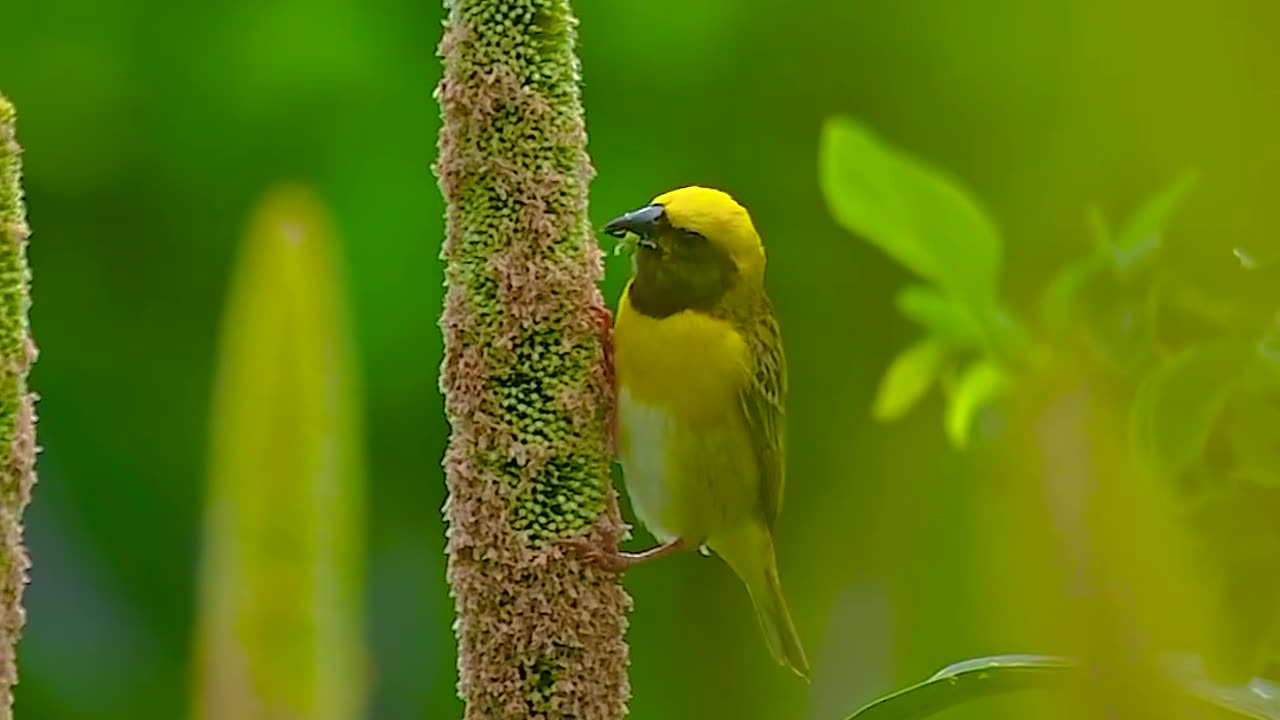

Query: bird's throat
[627,245,737,319]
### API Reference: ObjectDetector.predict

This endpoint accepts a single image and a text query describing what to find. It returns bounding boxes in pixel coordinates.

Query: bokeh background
[2,0,1279,718]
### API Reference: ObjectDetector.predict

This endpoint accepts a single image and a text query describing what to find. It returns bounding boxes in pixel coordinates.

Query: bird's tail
[715,525,811,681]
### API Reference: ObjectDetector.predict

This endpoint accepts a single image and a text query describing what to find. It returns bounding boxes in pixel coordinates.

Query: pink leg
[565,537,687,573]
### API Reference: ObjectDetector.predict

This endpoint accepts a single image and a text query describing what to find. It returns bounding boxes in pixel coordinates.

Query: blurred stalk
[0,95,36,720]
[434,0,630,718]
[193,185,367,720]
[976,363,1222,719]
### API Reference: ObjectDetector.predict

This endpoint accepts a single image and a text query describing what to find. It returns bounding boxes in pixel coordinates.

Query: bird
[582,185,810,680]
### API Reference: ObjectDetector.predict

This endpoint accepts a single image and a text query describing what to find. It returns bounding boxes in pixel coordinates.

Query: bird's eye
[679,230,707,245]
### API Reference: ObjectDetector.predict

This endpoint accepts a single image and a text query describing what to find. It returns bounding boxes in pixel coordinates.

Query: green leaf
[845,655,1081,720]
[844,654,1280,720]
[1039,249,1108,338]
[944,359,1008,449]
[1131,342,1252,478]
[819,116,1002,320]
[873,337,948,422]
[1108,170,1197,274]
[894,285,984,347]
[194,184,368,719]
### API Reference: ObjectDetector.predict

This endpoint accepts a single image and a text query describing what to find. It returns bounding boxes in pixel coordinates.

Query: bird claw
[557,536,630,574]
[586,549,631,574]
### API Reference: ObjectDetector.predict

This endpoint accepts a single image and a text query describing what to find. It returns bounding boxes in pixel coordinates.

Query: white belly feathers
[616,384,683,543]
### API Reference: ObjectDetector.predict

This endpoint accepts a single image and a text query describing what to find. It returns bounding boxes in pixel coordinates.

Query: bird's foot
[557,536,622,572]
[559,536,687,574]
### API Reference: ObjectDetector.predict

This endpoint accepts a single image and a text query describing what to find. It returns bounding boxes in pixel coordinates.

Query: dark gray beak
[603,204,665,246]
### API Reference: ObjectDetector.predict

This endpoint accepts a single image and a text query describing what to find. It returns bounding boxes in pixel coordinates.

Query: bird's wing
[739,300,787,528]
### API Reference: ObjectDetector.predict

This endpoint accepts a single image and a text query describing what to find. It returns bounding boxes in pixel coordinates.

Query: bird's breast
[613,285,759,544]
[613,287,749,419]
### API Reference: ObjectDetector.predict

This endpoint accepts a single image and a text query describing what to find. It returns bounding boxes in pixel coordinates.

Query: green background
[1,1,1278,718]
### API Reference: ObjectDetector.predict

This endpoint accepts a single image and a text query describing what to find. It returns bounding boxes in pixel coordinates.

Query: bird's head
[604,186,765,317]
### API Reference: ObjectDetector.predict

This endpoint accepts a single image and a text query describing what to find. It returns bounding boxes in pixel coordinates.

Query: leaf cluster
[819,116,1280,714]
[820,117,1280,494]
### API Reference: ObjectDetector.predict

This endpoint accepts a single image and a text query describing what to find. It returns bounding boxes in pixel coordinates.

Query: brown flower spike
[434,1,631,719]
[0,94,37,720]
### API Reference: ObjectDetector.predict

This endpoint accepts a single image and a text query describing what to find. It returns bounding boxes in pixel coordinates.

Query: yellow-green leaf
[873,337,948,422]
[894,285,984,348]
[193,184,367,720]
[819,116,1002,321]
[1108,170,1197,274]
[944,359,1008,449]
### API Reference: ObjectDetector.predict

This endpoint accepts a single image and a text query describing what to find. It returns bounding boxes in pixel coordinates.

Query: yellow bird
[587,186,810,679]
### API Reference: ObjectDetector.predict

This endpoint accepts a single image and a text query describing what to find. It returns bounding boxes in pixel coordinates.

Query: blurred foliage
[2,1,1280,719]
[819,117,1004,328]
[192,185,366,719]
[821,107,1280,703]
[820,117,1021,449]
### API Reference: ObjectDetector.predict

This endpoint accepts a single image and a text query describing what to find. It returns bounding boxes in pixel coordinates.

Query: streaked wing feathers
[739,300,787,528]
